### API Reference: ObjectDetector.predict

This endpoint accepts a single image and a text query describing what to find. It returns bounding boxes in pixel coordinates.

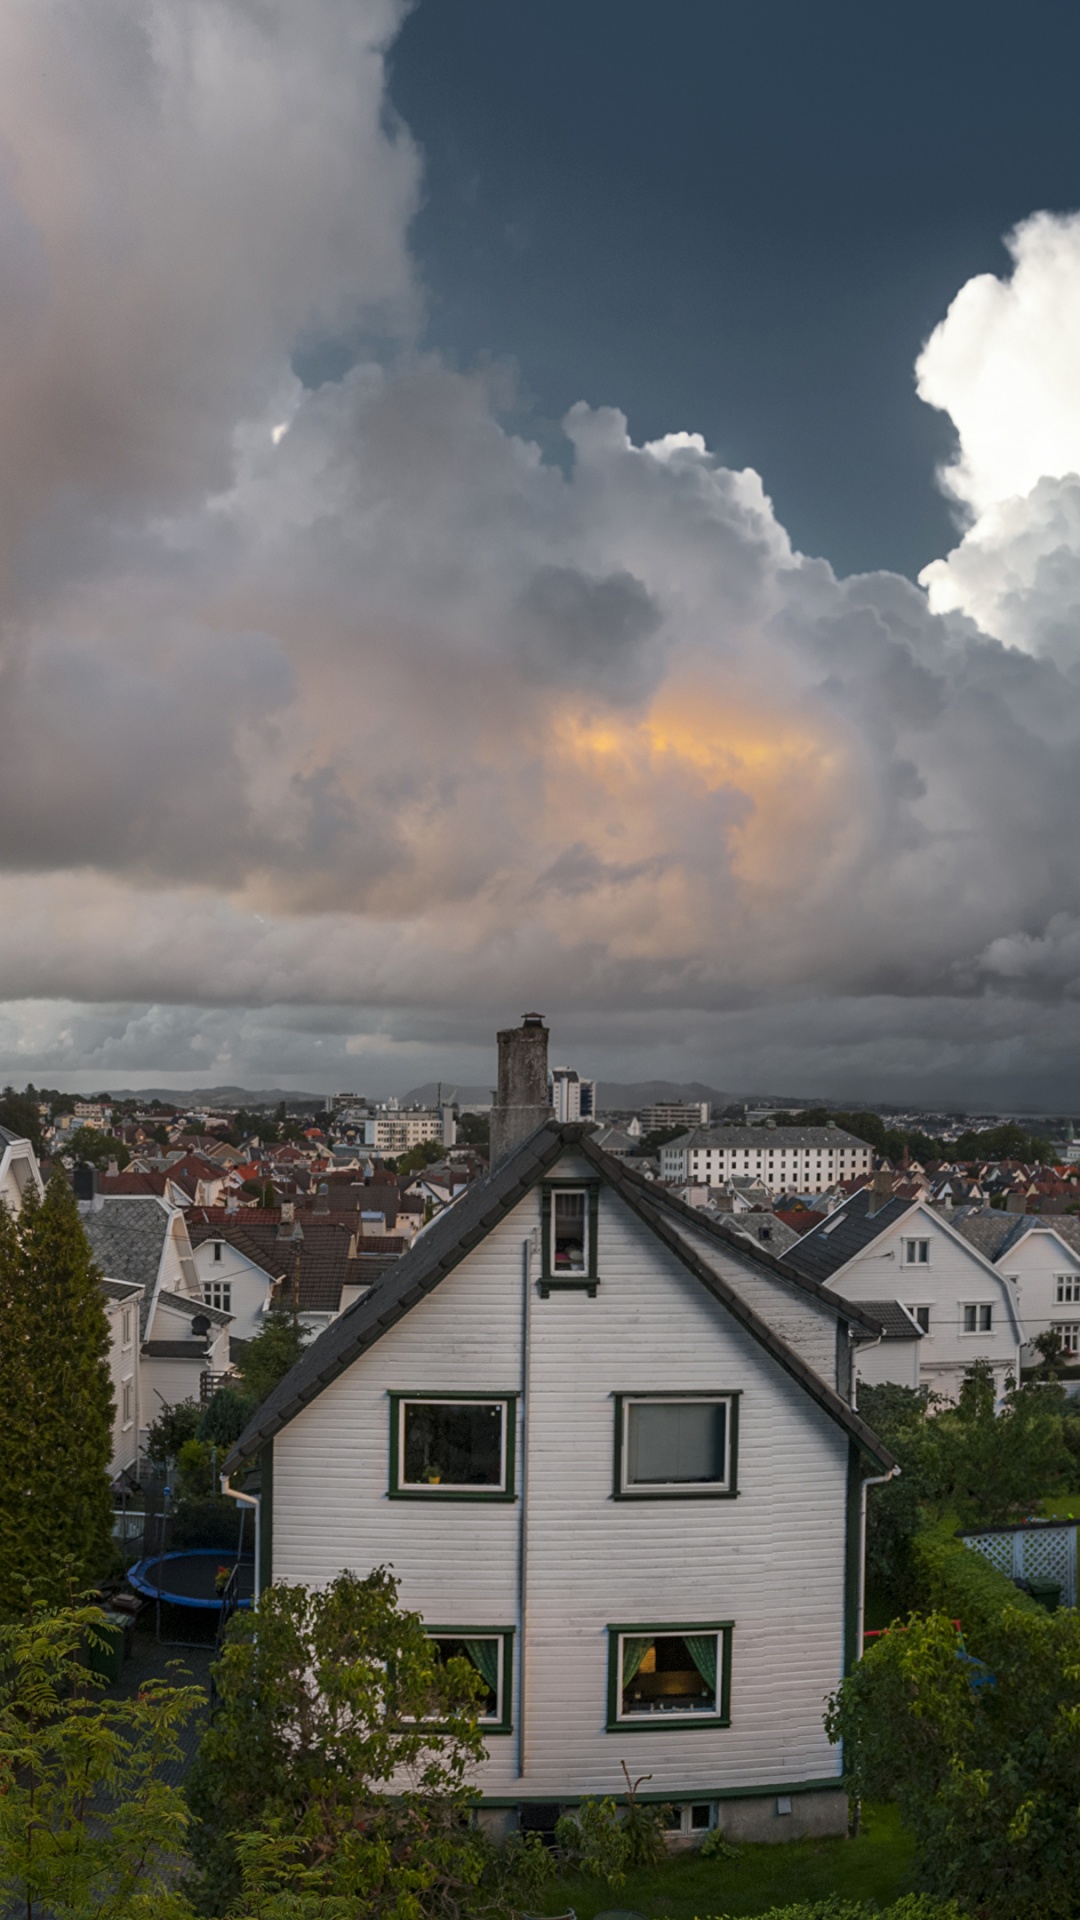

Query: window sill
[614,1484,737,1500]
[607,1714,731,1734]
[388,1487,516,1503]
[538,1276,600,1298]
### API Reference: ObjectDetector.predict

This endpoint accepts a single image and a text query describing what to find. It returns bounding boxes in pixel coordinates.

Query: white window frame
[425,1630,511,1729]
[906,1304,931,1334]
[121,1307,133,1349]
[212,1240,224,1264]
[609,1624,730,1726]
[203,1280,232,1313]
[962,1302,993,1334]
[550,1187,589,1275]
[1056,1274,1080,1304]
[903,1238,930,1266]
[393,1395,512,1497]
[1052,1321,1080,1355]
[121,1377,134,1429]
[616,1393,736,1498]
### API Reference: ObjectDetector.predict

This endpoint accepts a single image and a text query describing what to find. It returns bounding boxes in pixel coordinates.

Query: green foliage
[455,1111,490,1149]
[176,1438,215,1503]
[0,1176,115,1614]
[952,1121,1050,1164]
[235,1308,310,1409]
[0,1598,202,1920]
[696,1903,961,1920]
[393,1138,446,1175]
[66,1126,132,1170]
[197,1386,255,1449]
[911,1518,1044,1642]
[827,1605,1080,1918]
[555,1797,631,1888]
[145,1398,203,1467]
[0,1083,43,1153]
[184,1566,488,1916]
[698,1829,743,1860]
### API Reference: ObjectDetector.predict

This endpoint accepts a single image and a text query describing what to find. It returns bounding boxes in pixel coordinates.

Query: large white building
[364,1108,456,1153]
[225,1020,894,1845]
[661,1126,873,1194]
[549,1066,596,1124]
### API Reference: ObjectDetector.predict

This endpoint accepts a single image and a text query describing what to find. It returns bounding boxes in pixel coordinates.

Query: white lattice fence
[963,1524,1077,1606]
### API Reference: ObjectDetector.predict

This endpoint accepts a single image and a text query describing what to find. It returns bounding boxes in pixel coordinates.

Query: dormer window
[212,1240,223,1263]
[553,1190,587,1271]
[540,1182,600,1295]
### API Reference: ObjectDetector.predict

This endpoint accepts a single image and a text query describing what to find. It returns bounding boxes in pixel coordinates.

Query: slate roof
[850,1300,924,1340]
[729,1212,803,1255]
[101,1277,143,1303]
[0,1123,26,1148]
[947,1208,1080,1265]
[190,1216,360,1313]
[783,1189,915,1286]
[669,1125,873,1152]
[157,1287,232,1325]
[186,1218,286,1282]
[225,1122,894,1476]
[82,1198,171,1337]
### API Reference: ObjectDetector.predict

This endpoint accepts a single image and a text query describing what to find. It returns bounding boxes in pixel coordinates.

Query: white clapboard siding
[272,1151,849,1800]
[671,1215,843,1388]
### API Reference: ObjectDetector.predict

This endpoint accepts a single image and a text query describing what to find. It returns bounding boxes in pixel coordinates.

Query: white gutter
[220,1476,261,1604]
[516,1226,537,1779]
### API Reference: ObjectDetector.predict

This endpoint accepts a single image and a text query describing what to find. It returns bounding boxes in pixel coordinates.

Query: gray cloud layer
[1,8,1079,1103]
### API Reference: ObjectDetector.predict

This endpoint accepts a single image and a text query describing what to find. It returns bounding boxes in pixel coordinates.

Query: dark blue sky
[387,0,1080,580]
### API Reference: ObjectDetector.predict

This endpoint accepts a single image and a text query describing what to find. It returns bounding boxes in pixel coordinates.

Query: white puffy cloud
[0,5,1079,1103]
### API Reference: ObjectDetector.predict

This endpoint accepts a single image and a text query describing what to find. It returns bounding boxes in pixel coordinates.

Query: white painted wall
[103,1286,142,1476]
[996,1226,1080,1361]
[271,1154,853,1805]
[192,1238,274,1340]
[0,1135,43,1213]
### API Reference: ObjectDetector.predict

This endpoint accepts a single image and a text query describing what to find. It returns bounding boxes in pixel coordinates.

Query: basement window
[615,1394,738,1498]
[389,1394,516,1500]
[607,1625,732,1728]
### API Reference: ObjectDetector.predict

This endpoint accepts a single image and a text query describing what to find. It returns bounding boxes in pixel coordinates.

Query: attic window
[540,1182,600,1295]
[213,1240,223,1263]
[389,1394,517,1501]
[553,1190,587,1270]
[903,1239,930,1265]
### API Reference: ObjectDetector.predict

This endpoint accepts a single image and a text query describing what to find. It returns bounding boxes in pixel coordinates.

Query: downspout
[517,1226,538,1780]
[221,1477,261,1605]
[857,1466,900,1658]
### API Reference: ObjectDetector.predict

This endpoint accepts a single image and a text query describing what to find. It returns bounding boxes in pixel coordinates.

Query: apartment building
[661,1126,872,1194]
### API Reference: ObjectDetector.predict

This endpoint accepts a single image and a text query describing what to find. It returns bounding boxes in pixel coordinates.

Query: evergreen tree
[0,1178,115,1613]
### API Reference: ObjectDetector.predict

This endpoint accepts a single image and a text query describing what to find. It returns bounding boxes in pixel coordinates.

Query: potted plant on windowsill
[424,1467,442,1484]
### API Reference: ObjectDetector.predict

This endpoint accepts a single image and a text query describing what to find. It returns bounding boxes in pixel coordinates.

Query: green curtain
[464,1639,501,1694]
[682,1634,717,1695]
[622,1636,654,1687]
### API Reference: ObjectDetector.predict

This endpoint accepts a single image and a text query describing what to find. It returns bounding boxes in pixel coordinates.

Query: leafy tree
[144,1398,203,1468]
[236,1308,310,1408]
[394,1138,446,1176]
[0,1084,43,1153]
[635,1125,690,1156]
[184,1567,489,1916]
[66,1126,131,1171]
[952,1121,1050,1164]
[455,1111,490,1150]
[0,1177,115,1613]
[827,1607,1080,1919]
[0,1599,202,1920]
[197,1386,254,1450]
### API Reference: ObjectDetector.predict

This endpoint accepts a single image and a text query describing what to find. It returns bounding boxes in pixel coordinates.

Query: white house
[661,1127,873,1195]
[101,1278,144,1477]
[785,1184,1024,1402]
[950,1211,1080,1365]
[225,1022,892,1846]
[0,1123,44,1213]
[81,1194,233,1440]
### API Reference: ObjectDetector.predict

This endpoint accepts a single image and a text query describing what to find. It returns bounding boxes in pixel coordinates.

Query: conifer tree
[0,1177,115,1613]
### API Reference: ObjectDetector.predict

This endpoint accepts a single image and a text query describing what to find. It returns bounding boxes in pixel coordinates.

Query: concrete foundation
[714,1787,848,1843]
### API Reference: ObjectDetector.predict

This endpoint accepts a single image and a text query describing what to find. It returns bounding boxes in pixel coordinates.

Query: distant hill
[62,1085,326,1108]
[399,1082,495,1108]
[399,1077,822,1115]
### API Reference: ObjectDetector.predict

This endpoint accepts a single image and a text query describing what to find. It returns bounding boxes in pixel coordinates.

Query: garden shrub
[911,1515,1043,1646]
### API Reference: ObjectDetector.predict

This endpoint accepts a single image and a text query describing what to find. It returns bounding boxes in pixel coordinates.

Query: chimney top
[866,1168,893,1217]
[490,1015,554,1170]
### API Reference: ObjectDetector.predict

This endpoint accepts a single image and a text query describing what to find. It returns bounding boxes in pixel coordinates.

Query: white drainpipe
[858,1466,900,1657]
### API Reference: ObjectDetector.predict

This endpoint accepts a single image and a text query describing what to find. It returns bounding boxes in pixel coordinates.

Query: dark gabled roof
[143,1339,213,1359]
[849,1300,924,1341]
[783,1189,915,1286]
[82,1197,172,1338]
[156,1287,232,1325]
[225,1122,893,1476]
[100,1277,143,1303]
[186,1218,286,1281]
[669,1125,873,1152]
[0,1123,28,1149]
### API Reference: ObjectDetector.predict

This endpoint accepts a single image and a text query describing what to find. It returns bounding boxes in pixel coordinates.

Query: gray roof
[157,1287,232,1325]
[82,1198,170,1337]
[101,1277,143,1303]
[783,1189,915,1286]
[946,1207,1080,1266]
[667,1126,873,1152]
[849,1300,924,1340]
[729,1212,803,1255]
[143,1340,212,1360]
[0,1123,26,1149]
[225,1122,894,1476]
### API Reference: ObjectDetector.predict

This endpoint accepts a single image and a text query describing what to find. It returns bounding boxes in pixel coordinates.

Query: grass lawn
[1037,1492,1080,1520]
[532,1803,913,1919]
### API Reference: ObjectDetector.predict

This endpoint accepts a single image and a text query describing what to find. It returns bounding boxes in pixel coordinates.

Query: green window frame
[388,1392,518,1502]
[612,1392,740,1500]
[540,1179,601,1297]
[606,1622,733,1731]
[425,1627,514,1734]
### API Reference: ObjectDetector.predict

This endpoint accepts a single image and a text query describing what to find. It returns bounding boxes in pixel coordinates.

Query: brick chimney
[866,1168,893,1217]
[489,1013,554,1170]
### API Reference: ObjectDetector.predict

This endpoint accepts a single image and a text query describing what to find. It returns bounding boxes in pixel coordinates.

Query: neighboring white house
[81,1193,233,1441]
[661,1127,873,1195]
[101,1278,144,1477]
[225,1110,892,1844]
[950,1211,1080,1365]
[187,1224,284,1340]
[785,1186,1024,1402]
[0,1123,44,1213]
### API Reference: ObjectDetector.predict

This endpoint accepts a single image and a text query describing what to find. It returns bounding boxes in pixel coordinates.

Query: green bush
[911,1516,1043,1647]
[699,1903,963,1920]
[554,1797,631,1887]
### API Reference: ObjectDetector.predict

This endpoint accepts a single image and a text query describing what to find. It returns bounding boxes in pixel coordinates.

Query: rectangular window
[1056,1275,1080,1304]
[121,1379,133,1427]
[540,1182,600,1294]
[553,1189,587,1270]
[615,1393,737,1498]
[607,1623,732,1729]
[907,1305,931,1334]
[962,1304,993,1333]
[121,1307,133,1347]
[213,1240,223,1263]
[904,1239,930,1265]
[389,1394,517,1500]
[426,1629,513,1732]
[1053,1322,1080,1354]
[203,1280,231,1313]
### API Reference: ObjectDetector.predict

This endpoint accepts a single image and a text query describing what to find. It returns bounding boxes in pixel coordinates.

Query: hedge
[911,1516,1044,1646]
[707,1900,964,1920]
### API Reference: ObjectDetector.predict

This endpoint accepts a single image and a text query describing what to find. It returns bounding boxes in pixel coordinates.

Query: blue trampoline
[127,1548,255,1611]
